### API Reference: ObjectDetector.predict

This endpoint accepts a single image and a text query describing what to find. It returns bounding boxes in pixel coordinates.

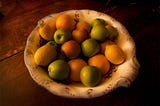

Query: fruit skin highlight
[80,66,101,87]
[81,39,100,57]
[34,41,57,66]
[48,59,70,81]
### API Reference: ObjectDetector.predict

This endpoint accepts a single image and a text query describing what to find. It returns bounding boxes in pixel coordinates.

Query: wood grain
[0,52,127,105]
[0,0,108,60]
[0,0,147,60]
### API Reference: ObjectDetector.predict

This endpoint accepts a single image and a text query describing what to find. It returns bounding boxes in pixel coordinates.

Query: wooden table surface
[0,0,160,105]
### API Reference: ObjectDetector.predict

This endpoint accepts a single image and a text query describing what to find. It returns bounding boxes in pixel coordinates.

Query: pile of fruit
[34,13,126,87]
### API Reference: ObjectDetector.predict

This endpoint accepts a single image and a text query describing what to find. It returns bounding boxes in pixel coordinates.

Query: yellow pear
[34,41,57,66]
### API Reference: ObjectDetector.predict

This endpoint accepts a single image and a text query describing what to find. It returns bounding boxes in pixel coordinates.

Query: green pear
[81,39,100,57]
[80,66,101,87]
[48,59,70,81]
[91,18,105,27]
[90,25,109,41]
[106,25,118,40]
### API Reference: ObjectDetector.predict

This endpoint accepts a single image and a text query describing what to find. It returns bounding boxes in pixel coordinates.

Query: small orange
[88,54,110,75]
[76,20,91,33]
[68,59,87,81]
[56,14,76,31]
[61,40,81,59]
[72,29,89,43]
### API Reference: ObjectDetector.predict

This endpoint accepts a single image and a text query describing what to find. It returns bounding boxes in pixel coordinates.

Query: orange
[100,40,115,54]
[105,43,125,64]
[68,59,87,81]
[76,20,91,33]
[100,40,107,54]
[88,54,110,75]
[56,14,76,31]
[47,17,57,33]
[72,29,89,43]
[61,40,81,59]
[71,20,90,43]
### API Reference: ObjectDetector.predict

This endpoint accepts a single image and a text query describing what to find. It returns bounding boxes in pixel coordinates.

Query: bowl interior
[24,10,140,98]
